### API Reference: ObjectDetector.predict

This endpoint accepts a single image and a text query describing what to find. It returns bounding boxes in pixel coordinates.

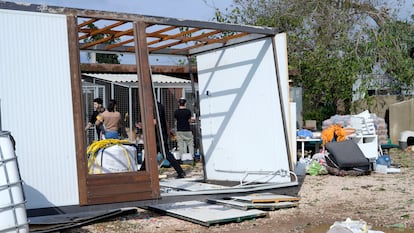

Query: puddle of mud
[304,224,414,233]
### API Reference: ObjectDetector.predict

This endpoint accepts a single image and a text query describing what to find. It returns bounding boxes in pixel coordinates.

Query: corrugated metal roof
[82,73,191,88]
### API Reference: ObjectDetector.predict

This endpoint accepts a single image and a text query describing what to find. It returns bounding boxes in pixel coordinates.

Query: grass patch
[386,223,405,229]
[390,149,414,167]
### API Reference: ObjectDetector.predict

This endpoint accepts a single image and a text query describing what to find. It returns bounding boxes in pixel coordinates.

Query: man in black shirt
[85,98,104,140]
[157,102,186,178]
[174,98,194,161]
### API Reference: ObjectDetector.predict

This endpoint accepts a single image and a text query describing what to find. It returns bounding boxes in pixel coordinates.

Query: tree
[83,23,121,64]
[214,0,414,125]
[367,20,414,94]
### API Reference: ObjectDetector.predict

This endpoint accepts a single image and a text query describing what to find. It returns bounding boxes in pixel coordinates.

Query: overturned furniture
[325,140,371,176]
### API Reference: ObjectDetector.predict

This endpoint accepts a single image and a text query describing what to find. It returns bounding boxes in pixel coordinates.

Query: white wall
[197,36,291,183]
[0,9,79,209]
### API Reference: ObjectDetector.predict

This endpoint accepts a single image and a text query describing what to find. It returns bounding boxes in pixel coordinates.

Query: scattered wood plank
[207,198,299,211]
[232,194,300,204]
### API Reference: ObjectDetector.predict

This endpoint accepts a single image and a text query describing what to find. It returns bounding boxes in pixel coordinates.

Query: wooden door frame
[67,16,160,206]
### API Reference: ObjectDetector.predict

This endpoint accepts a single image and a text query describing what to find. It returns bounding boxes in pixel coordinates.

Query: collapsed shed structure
[0,1,296,216]
[81,73,194,145]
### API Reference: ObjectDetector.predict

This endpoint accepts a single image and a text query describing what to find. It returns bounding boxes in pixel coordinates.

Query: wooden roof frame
[0,1,277,57]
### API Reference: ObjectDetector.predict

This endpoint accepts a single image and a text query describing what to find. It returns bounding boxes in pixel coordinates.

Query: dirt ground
[63,148,414,233]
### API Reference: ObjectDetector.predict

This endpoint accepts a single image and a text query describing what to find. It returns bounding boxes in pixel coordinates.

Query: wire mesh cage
[82,76,200,162]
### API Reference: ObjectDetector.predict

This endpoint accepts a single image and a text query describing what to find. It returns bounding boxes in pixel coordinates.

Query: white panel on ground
[0,10,78,209]
[197,35,291,183]
[149,201,267,226]
[159,180,228,191]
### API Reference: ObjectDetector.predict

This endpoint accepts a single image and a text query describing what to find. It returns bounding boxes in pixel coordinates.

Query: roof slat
[0,1,278,57]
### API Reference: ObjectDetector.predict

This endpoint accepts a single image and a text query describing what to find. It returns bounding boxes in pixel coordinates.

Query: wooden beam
[80,63,197,74]
[79,63,299,78]
[134,21,161,198]
[77,18,98,29]
[79,21,126,40]
[67,15,88,206]
[176,32,249,54]
[146,25,177,38]
[148,27,200,46]
[81,27,134,50]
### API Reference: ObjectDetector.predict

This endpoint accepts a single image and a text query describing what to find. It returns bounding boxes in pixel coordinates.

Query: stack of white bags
[322,110,388,145]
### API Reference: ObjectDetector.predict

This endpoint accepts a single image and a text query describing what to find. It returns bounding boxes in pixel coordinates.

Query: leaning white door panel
[0,10,78,209]
[197,36,291,183]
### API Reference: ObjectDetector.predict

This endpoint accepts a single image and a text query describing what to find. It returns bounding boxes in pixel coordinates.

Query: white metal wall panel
[290,102,297,166]
[274,34,290,121]
[274,34,295,165]
[197,36,291,183]
[0,9,78,209]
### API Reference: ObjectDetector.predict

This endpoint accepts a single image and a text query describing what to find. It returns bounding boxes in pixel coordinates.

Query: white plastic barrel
[399,130,414,150]
[0,131,29,233]
[89,144,138,174]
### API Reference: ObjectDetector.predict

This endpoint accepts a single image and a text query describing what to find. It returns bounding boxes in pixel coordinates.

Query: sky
[9,0,235,21]
[8,0,235,65]
[387,0,413,21]
[7,0,411,65]
[8,0,413,22]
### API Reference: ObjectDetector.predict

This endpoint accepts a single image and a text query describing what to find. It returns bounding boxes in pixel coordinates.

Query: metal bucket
[0,131,29,233]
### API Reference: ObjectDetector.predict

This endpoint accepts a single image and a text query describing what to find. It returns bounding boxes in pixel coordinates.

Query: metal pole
[188,55,197,138]
[188,56,197,105]
[129,87,133,141]
[188,56,206,181]
[0,99,2,131]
